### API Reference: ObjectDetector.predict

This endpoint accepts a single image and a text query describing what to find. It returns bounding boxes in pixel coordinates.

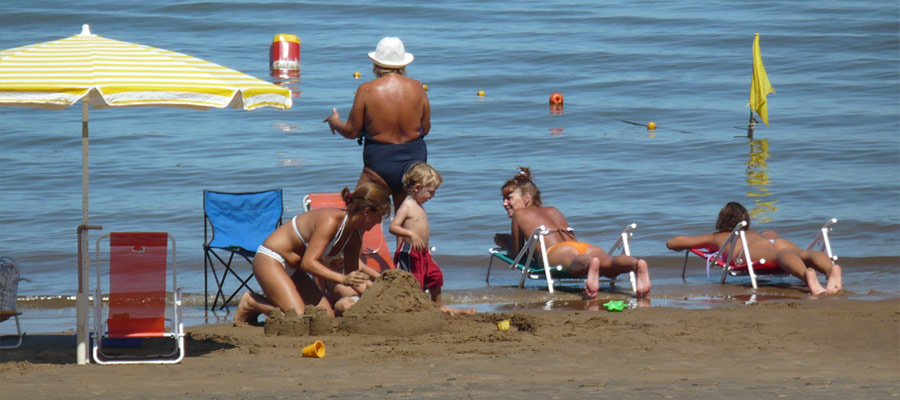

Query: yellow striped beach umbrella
[0,24,291,365]
[0,24,291,110]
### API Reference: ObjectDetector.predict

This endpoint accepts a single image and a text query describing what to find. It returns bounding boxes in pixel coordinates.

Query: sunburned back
[361,75,429,144]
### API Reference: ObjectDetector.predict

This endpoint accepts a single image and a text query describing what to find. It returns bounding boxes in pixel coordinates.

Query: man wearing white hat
[325,37,431,213]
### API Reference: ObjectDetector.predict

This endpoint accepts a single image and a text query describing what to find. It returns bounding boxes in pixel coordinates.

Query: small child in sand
[389,162,476,315]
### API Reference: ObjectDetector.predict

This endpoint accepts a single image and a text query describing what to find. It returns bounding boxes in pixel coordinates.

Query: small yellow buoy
[647,121,657,130]
[423,84,428,91]
[353,72,361,79]
[477,90,485,97]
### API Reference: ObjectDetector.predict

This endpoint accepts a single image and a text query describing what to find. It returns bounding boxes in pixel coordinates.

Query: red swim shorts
[393,242,444,291]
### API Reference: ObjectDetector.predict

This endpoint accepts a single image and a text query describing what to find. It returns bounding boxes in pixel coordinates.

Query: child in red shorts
[390,162,475,315]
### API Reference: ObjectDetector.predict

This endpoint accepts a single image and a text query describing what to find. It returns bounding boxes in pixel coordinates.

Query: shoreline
[6,276,897,335]
[1,298,897,399]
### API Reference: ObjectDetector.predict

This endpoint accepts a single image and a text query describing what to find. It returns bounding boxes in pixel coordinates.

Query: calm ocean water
[1,1,898,333]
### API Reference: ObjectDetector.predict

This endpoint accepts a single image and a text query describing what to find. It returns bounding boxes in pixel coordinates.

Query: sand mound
[339,269,441,336]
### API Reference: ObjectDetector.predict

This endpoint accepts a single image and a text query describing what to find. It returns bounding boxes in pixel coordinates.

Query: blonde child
[389,162,476,315]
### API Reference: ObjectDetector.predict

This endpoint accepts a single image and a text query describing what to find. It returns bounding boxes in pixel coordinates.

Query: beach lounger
[487,224,638,294]
[681,219,839,289]
[92,232,184,364]
[203,189,283,310]
[1,256,29,349]
[303,193,394,272]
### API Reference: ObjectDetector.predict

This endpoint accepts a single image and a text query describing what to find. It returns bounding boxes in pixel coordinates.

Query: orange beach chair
[93,232,184,364]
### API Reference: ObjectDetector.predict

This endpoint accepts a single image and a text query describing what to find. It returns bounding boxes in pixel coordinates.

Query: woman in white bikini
[665,201,842,295]
[234,183,391,326]
[493,167,652,298]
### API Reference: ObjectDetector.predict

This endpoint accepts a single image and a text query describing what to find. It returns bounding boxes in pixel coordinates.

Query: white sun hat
[368,37,414,68]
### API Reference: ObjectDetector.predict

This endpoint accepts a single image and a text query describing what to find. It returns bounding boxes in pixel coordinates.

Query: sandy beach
[2,297,897,399]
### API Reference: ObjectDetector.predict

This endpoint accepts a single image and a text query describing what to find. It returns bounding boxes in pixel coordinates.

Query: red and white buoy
[270,33,300,78]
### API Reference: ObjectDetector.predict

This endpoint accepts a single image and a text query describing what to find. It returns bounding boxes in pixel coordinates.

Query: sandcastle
[339,269,442,336]
[263,306,333,336]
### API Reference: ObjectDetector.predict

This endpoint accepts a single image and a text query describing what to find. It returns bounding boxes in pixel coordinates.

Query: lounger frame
[0,256,27,350]
[488,223,638,294]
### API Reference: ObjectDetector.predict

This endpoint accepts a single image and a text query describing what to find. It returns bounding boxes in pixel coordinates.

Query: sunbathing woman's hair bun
[501,166,542,207]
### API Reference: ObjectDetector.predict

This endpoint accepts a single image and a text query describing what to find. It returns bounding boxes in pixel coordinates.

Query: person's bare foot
[441,306,476,315]
[584,257,601,299]
[233,292,260,327]
[583,299,600,311]
[634,259,651,298]
[825,264,842,294]
[805,268,826,295]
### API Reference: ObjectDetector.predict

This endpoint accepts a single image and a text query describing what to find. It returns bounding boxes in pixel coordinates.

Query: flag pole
[747,111,757,139]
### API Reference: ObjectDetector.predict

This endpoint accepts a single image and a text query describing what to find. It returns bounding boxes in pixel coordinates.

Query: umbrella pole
[76,102,90,365]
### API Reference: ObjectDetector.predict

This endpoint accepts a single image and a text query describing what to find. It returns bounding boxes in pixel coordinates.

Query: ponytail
[343,183,391,216]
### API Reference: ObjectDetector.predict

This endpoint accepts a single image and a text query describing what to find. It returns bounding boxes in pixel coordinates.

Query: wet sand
[1,297,897,399]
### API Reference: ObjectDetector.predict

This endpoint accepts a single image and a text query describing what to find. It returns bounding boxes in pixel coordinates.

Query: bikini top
[552,226,576,241]
[292,213,361,263]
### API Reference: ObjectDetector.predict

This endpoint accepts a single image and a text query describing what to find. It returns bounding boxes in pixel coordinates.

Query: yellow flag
[749,33,775,126]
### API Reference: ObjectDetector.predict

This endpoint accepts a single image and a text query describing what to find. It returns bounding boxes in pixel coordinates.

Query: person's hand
[342,270,368,287]
[493,233,512,252]
[409,234,426,250]
[322,108,339,134]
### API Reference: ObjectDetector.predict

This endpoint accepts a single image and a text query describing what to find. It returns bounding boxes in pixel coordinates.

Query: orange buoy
[477,90,485,97]
[647,121,657,130]
[549,92,564,105]
[423,84,428,91]
[353,72,361,79]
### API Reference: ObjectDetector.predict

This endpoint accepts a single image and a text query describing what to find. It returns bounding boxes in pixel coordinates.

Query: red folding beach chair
[681,219,839,289]
[303,193,395,272]
[93,232,184,364]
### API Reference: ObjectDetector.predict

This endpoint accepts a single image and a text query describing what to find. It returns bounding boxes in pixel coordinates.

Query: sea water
[1,0,898,333]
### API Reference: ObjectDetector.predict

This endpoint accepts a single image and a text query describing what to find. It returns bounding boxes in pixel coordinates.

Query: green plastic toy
[602,300,628,312]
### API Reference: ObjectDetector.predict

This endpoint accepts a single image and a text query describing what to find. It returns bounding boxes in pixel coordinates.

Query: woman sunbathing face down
[665,201,842,295]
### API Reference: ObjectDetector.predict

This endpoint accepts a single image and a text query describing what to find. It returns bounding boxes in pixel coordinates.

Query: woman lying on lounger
[493,167,651,298]
[233,183,391,326]
[665,201,842,295]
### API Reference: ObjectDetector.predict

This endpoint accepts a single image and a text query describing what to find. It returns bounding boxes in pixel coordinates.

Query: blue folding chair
[203,189,283,311]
